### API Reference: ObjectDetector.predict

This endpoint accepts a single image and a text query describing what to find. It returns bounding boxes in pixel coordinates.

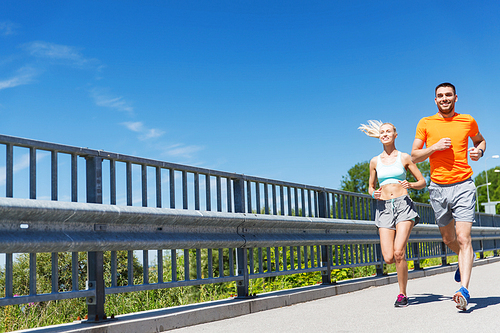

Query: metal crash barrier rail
[1,134,500,322]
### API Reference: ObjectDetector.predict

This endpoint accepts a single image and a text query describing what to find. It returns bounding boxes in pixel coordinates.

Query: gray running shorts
[375,195,420,230]
[428,178,476,227]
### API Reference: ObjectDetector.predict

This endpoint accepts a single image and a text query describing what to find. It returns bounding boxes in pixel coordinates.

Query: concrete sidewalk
[18,256,500,333]
[171,258,500,333]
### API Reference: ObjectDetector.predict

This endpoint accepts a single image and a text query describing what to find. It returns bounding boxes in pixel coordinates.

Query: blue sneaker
[454,266,461,282]
[453,286,470,311]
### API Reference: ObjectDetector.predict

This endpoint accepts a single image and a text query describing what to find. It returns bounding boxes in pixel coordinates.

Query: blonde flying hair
[358,120,396,138]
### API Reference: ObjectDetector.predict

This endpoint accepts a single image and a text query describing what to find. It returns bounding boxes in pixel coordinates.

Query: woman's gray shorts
[375,195,420,230]
[428,178,476,227]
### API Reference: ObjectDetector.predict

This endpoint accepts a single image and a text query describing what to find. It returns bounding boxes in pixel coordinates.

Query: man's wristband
[479,148,484,157]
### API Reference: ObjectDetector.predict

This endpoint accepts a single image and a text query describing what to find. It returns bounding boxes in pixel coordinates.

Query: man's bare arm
[411,137,452,163]
[468,132,486,161]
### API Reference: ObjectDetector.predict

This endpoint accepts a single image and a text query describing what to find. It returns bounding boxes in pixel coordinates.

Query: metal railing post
[318,191,332,284]
[233,177,249,297]
[412,242,421,270]
[441,242,448,266]
[371,198,384,275]
[375,244,384,276]
[6,143,13,198]
[85,156,106,321]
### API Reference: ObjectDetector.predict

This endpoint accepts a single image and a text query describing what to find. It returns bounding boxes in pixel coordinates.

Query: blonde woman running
[360,121,426,307]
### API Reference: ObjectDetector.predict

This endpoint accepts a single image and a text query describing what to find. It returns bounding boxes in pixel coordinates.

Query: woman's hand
[372,187,382,200]
[398,180,411,189]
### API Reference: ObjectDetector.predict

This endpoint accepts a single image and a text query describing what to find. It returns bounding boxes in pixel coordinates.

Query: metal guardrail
[1,134,500,323]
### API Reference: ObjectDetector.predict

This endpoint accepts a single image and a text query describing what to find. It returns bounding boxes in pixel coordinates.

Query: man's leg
[455,221,474,289]
[439,219,460,255]
[451,221,473,310]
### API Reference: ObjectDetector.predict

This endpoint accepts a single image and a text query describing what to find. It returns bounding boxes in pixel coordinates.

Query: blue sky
[1,1,500,191]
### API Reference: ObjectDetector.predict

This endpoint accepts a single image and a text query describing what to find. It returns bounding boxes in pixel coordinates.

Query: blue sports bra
[376,151,406,186]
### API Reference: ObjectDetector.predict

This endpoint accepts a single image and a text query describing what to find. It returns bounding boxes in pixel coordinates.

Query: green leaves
[474,166,500,213]
[340,161,370,194]
[407,161,430,204]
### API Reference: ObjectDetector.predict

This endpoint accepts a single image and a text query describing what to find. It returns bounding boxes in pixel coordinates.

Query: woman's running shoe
[394,294,408,307]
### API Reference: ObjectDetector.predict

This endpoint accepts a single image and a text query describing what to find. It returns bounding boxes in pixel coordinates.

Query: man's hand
[434,138,452,151]
[468,147,482,161]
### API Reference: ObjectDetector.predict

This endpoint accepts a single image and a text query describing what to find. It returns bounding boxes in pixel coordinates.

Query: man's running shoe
[394,294,408,307]
[453,286,470,311]
[454,266,461,282]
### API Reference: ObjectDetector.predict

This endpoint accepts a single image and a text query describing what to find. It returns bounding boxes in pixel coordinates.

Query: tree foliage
[407,161,431,203]
[340,161,370,194]
[474,165,500,213]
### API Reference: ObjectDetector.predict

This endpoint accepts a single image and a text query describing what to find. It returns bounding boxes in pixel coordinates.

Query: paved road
[170,261,500,333]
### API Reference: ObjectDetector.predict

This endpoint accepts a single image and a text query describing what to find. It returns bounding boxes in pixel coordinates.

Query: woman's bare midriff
[380,183,408,201]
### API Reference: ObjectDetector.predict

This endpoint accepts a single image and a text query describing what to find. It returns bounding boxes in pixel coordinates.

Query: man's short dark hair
[435,82,456,95]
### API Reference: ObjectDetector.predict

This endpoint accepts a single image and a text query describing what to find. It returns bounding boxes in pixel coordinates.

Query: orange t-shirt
[415,113,479,184]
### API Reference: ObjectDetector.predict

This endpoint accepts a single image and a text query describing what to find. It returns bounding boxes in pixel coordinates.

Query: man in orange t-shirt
[411,82,486,311]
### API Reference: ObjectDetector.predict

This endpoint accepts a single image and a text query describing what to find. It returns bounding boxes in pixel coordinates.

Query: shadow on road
[408,293,500,313]
[465,296,500,313]
[409,293,450,305]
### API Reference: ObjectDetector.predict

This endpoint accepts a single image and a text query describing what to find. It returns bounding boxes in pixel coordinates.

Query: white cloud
[143,128,164,140]
[121,121,165,140]
[97,96,133,112]
[122,121,143,132]
[122,122,201,159]
[0,41,97,92]
[90,88,134,114]
[22,41,97,67]
[0,21,16,36]
[163,144,202,158]
[0,66,39,90]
